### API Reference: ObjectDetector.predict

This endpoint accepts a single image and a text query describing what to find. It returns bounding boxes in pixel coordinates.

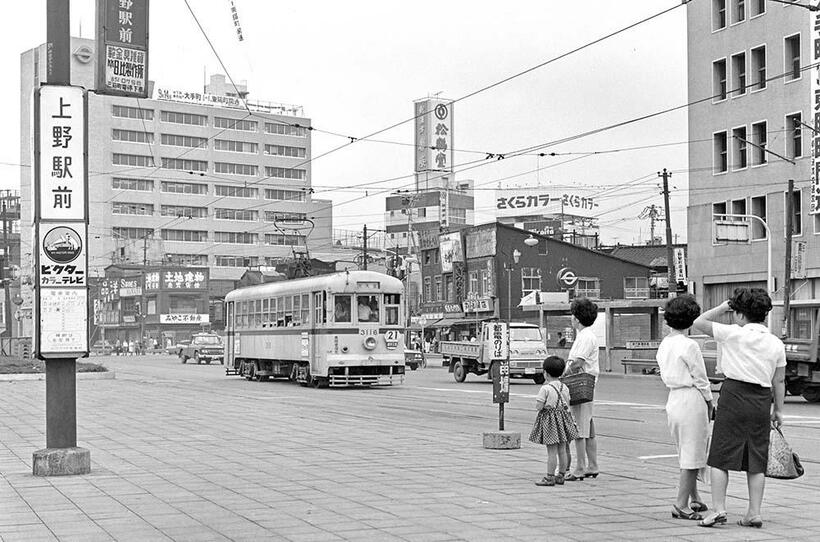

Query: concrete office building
[686,1,820,335]
[20,38,332,283]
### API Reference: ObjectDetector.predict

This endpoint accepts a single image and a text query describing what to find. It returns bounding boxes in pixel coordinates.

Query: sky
[0,0,691,245]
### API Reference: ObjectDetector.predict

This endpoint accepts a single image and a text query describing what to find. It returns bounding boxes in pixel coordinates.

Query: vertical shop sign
[96,0,150,98]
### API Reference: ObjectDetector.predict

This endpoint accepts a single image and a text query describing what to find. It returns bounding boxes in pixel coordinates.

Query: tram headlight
[363,336,377,350]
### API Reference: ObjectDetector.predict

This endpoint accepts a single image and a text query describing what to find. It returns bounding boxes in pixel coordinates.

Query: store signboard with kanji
[414,98,454,173]
[144,268,208,291]
[96,0,150,98]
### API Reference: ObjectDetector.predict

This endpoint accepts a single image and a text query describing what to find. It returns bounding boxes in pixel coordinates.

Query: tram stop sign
[489,322,510,404]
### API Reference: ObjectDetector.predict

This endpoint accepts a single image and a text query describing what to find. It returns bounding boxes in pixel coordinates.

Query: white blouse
[567,326,599,377]
[712,322,786,388]
[655,334,713,402]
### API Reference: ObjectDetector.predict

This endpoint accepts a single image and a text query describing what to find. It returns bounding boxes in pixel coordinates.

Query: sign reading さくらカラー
[96,0,149,98]
[34,86,89,358]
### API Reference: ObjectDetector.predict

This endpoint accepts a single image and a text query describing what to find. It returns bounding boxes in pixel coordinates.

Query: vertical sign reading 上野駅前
[811,8,820,215]
[96,0,149,98]
[34,86,89,357]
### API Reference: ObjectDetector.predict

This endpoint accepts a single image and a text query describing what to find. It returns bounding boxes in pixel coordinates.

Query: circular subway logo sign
[434,103,449,120]
[43,226,82,263]
[556,267,579,288]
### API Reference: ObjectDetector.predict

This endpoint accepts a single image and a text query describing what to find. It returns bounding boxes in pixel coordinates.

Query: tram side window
[301,294,310,325]
[384,294,401,325]
[293,295,301,326]
[314,292,326,324]
[357,294,379,323]
[275,296,284,326]
[334,295,352,322]
[240,301,248,328]
[255,299,263,327]
[284,295,293,326]
[261,299,269,326]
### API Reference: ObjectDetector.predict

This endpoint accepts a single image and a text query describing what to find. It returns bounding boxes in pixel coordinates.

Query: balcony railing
[624,287,650,299]
[575,288,600,300]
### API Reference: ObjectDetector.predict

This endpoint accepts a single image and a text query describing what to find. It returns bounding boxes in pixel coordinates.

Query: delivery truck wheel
[532,374,545,385]
[453,361,467,383]
[802,387,820,403]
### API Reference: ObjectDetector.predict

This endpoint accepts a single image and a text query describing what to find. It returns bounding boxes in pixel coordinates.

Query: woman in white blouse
[656,295,713,521]
[693,288,786,529]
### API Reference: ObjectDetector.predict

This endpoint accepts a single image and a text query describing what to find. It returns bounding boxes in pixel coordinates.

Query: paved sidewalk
[1,370,818,541]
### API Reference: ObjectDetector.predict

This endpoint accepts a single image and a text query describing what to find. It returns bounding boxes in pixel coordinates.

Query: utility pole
[362,224,368,270]
[783,179,794,337]
[659,168,675,296]
[143,233,150,266]
[1,192,13,347]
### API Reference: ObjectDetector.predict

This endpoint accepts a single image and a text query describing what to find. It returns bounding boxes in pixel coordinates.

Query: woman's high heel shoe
[672,505,703,521]
[698,511,727,527]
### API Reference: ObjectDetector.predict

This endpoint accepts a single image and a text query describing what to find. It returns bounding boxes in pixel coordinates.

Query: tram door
[312,292,323,366]
[225,301,235,367]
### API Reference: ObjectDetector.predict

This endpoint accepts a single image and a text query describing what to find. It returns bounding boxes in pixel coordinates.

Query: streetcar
[224,270,406,387]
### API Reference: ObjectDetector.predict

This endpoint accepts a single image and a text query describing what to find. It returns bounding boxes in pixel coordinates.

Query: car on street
[691,334,722,383]
[179,333,224,365]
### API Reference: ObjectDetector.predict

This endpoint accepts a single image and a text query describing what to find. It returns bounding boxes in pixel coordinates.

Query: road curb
[0,371,116,382]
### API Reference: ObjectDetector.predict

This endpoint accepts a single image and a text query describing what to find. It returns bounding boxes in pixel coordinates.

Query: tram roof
[225,270,404,301]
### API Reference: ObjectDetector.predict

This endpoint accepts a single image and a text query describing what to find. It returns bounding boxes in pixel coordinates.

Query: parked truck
[441,322,548,383]
[783,335,820,403]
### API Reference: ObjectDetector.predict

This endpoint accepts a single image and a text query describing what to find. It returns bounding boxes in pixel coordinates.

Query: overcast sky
[1,0,690,245]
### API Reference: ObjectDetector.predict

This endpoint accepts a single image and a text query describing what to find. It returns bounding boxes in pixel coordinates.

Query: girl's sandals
[690,501,708,513]
[671,505,703,521]
[584,472,599,479]
[564,473,584,481]
[737,516,763,528]
[698,511,727,527]
[555,473,565,485]
[535,475,556,486]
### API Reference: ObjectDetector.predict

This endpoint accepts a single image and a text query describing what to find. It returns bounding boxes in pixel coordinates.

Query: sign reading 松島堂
[34,86,89,357]
[96,0,150,98]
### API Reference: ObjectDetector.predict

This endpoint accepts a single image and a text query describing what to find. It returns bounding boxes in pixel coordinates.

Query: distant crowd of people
[530,290,785,529]
[113,337,160,356]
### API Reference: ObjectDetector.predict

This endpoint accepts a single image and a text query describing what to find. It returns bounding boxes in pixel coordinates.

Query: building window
[112,105,154,120]
[468,271,478,294]
[785,34,801,81]
[160,181,207,195]
[161,134,208,148]
[214,162,258,176]
[481,269,492,296]
[160,111,207,126]
[449,208,467,225]
[785,113,802,159]
[113,153,155,167]
[750,46,766,90]
[265,211,306,222]
[576,278,601,300]
[713,58,727,101]
[423,277,432,302]
[264,188,306,201]
[214,117,257,131]
[164,254,208,266]
[214,185,258,198]
[731,198,747,218]
[521,267,541,295]
[713,131,728,173]
[264,167,307,180]
[214,231,258,244]
[732,0,745,24]
[113,227,153,240]
[788,189,802,236]
[161,158,207,172]
[112,177,153,191]
[624,277,649,299]
[712,202,727,221]
[750,195,767,240]
[434,276,442,301]
[731,127,747,170]
[214,208,258,221]
[112,129,154,144]
[160,205,208,218]
[215,255,258,267]
[161,229,208,242]
[265,122,307,137]
[731,52,746,96]
[264,233,306,245]
[713,0,727,30]
[264,144,307,158]
[113,202,153,216]
[750,0,764,17]
[751,121,767,165]
[214,139,258,153]
[444,275,454,301]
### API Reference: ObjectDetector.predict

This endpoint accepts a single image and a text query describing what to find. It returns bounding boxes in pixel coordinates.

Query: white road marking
[638,454,678,460]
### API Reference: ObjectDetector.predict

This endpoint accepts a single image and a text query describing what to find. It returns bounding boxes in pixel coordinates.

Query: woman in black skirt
[693,288,786,528]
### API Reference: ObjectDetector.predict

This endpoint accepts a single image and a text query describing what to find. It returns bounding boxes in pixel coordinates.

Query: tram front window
[384,293,401,325]
[334,295,351,322]
[357,295,379,323]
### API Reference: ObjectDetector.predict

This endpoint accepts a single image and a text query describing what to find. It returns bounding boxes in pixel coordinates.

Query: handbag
[765,426,804,480]
[560,371,595,406]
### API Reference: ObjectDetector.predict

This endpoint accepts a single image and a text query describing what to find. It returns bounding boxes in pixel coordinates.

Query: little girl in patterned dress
[530,356,580,486]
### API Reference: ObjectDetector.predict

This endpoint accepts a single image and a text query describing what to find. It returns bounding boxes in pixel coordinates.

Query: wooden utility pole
[659,169,675,295]
[783,179,794,337]
[362,224,368,270]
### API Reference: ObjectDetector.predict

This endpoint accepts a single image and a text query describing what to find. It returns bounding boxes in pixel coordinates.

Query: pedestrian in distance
[693,288,786,529]
[127,339,135,356]
[563,297,600,481]
[114,339,121,356]
[656,295,713,521]
[529,355,580,486]
[557,331,567,348]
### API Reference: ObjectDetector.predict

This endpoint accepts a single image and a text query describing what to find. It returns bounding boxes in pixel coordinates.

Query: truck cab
[441,322,547,383]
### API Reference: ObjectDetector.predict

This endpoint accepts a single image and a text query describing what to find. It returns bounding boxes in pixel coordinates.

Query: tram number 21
[384,330,399,342]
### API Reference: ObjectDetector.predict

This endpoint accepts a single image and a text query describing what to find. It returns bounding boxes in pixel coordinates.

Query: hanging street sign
[96,0,150,98]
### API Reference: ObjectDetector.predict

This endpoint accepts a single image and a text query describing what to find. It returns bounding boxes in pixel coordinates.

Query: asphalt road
[98,354,820,467]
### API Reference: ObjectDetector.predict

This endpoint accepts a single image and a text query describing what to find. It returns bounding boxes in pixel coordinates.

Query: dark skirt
[708,378,772,473]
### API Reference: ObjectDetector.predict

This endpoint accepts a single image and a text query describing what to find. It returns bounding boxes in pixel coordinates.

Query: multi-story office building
[20,38,332,282]
[687,1,820,334]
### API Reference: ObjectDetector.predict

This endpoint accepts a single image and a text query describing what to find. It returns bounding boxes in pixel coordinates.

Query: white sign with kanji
[159,314,210,324]
[38,86,85,221]
[39,289,89,354]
